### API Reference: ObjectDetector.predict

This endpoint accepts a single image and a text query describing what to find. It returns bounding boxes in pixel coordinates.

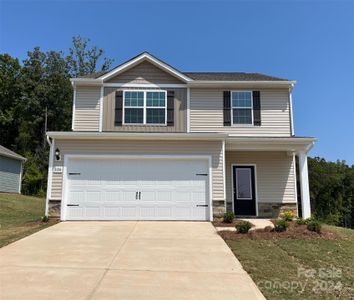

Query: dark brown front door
[233,166,256,216]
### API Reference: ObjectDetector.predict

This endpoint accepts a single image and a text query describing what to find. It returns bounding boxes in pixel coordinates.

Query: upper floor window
[231,91,253,125]
[123,90,167,125]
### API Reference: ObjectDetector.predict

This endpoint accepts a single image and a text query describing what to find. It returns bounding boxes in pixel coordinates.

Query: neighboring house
[0,145,26,194]
[45,52,316,221]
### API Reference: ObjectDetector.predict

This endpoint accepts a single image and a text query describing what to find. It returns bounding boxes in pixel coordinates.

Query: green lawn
[222,225,354,299]
[0,193,56,248]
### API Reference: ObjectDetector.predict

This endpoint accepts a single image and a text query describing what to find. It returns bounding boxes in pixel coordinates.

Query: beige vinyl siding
[73,86,101,131]
[50,140,224,202]
[106,61,184,84]
[225,151,296,206]
[103,87,187,132]
[190,88,291,136]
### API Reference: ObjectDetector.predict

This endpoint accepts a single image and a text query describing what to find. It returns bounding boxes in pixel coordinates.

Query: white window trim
[230,90,254,127]
[122,90,167,126]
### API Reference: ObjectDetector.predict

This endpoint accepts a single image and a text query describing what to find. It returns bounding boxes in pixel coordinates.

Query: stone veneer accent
[213,200,226,217]
[48,200,61,218]
[257,203,298,218]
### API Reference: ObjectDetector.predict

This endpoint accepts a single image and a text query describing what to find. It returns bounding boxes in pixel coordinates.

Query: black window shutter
[253,91,261,126]
[167,91,174,126]
[223,91,231,126]
[115,90,123,126]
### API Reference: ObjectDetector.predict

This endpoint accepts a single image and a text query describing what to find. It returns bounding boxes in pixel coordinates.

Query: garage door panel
[64,157,209,220]
[103,207,121,218]
[105,191,123,201]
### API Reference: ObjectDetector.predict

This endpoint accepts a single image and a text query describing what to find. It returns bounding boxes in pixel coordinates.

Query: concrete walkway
[215,219,274,232]
[0,222,265,300]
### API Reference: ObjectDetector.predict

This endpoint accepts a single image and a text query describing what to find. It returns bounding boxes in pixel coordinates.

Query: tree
[66,36,113,77]
[0,54,22,148]
[308,157,354,228]
[0,36,113,196]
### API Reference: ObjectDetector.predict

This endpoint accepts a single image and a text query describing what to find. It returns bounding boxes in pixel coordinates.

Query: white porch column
[298,151,311,218]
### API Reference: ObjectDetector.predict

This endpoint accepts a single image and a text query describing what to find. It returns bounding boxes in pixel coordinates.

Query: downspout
[45,136,54,216]
[289,84,295,136]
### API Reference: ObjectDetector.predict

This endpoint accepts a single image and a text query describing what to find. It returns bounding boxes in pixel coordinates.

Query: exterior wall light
[55,148,61,161]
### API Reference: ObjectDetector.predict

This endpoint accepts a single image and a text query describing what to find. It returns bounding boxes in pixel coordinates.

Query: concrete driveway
[0,222,264,300]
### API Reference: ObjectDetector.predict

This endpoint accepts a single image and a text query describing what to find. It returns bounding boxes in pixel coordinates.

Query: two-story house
[45,52,315,221]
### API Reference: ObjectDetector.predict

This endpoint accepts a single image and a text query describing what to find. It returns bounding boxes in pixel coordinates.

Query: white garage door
[63,156,210,220]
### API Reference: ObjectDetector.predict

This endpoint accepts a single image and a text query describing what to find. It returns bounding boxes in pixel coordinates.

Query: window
[231,91,253,125]
[235,168,252,199]
[124,91,144,124]
[123,90,166,125]
[146,92,166,124]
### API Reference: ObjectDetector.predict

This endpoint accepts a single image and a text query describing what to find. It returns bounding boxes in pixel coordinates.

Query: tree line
[307,157,353,228]
[0,38,353,228]
[0,36,112,195]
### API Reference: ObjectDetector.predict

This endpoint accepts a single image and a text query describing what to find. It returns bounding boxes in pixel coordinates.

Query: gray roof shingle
[76,52,289,81]
[183,72,288,81]
[0,145,26,161]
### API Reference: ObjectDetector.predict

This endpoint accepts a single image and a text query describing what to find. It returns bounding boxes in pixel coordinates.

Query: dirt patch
[218,221,340,241]
[0,218,59,248]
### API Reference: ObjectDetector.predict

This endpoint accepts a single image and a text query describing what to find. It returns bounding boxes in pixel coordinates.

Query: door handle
[139,192,141,200]
[136,192,138,200]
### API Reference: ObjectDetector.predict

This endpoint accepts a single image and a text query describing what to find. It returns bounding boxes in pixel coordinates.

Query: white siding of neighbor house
[73,86,101,131]
[225,151,296,206]
[50,139,224,203]
[190,89,291,136]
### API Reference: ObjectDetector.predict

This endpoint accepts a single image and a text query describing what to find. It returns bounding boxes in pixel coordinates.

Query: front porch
[224,137,316,219]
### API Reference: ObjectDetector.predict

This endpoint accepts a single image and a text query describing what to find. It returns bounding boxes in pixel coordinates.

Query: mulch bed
[212,218,255,228]
[218,221,340,241]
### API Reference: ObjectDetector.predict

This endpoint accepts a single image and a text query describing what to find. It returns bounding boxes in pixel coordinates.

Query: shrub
[296,218,306,225]
[274,219,289,232]
[41,215,49,223]
[307,220,322,233]
[223,212,235,223]
[281,210,295,221]
[235,221,252,234]
[304,217,315,225]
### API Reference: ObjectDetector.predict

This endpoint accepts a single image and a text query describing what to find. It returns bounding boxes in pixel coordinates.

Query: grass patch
[221,223,354,299]
[0,193,57,247]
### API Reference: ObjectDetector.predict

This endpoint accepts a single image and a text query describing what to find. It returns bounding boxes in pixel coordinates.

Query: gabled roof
[96,52,192,83]
[0,145,26,161]
[73,52,295,88]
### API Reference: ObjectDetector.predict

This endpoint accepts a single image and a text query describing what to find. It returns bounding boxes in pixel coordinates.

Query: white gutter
[187,80,296,88]
[70,78,103,86]
[289,84,295,136]
[227,136,316,143]
[71,77,296,89]
[0,152,26,161]
[46,131,228,141]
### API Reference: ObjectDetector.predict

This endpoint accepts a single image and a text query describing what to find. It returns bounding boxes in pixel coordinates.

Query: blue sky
[1,0,353,164]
